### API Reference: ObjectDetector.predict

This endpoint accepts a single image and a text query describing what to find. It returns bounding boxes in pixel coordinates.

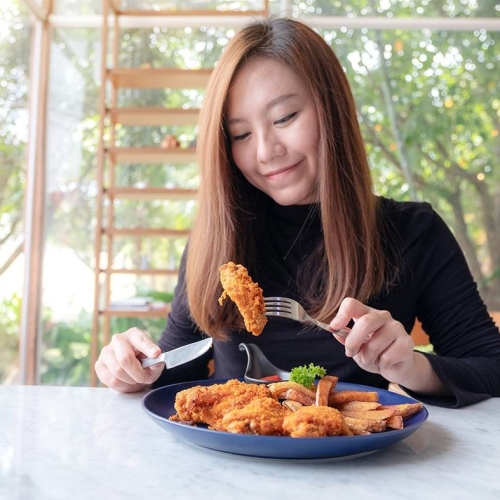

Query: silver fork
[264,296,350,338]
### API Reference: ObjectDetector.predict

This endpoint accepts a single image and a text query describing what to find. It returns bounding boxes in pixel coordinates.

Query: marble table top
[1,385,499,500]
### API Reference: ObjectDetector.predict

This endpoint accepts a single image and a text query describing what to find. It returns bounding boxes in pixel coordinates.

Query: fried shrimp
[218,261,267,335]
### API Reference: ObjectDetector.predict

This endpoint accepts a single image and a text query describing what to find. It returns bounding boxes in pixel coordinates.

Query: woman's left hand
[329,297,447,395]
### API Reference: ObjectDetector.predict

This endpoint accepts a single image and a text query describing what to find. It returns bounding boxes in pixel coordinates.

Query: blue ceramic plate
[141,379,428,461]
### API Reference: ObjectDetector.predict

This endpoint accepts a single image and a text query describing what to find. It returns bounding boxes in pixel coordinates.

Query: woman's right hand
[95,327,164,393]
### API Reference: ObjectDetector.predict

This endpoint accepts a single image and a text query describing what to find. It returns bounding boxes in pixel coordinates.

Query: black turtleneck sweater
[154,197,500,408]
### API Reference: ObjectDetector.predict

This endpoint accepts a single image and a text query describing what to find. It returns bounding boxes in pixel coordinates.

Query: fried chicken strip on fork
[218,262,267,335]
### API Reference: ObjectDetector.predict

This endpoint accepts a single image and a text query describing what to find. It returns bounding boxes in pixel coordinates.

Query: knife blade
[141,337,213,369]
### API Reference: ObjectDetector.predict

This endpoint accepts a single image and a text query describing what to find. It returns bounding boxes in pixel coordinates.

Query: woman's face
[226,57,320,206]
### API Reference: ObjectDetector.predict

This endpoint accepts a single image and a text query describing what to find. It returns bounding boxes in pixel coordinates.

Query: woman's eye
[274,112,297,125]
[232,132,250,142]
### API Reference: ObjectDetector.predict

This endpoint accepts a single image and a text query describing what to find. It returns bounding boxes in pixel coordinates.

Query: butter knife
[141,337,213,369]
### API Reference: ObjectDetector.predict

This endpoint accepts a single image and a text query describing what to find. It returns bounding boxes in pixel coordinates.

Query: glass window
[330,27,500,310]
[290,0,500,18]
[6,0,500,386]
[0,0,31,384]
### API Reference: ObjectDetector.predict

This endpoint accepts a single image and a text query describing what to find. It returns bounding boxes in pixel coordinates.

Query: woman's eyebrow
[266,93,299,110]
[227,93,299,125]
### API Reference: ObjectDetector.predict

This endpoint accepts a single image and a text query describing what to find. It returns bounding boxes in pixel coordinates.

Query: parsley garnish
[289,363,327,388]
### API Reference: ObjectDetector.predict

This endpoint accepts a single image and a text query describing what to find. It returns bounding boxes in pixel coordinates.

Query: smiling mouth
[264,163,299,179]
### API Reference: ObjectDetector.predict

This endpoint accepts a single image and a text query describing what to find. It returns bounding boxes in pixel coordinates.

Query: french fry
[343,416,387,433]
[285,388,315,406]
[339,416,354,436]
[271,376,424,437]
[379,403,424,419]
[282,400,303,412]
[315,375,338,406]
[335,401,382,412]
[328,390,379,405]
[385,415,404,430]
[340,409,396,421]
[268,381,316,400]
[272,375,425,438]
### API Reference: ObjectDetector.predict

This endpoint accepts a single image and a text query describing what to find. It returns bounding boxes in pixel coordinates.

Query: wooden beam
[106,146,197,164]
[103,268,180,275]
[111,9,268,17]
[108,68,212,89]
[19,12,51,385]
[22,0,49,22]
[104,187,198,200]
[108,107,199,126]
[103,228,190,237]
[91,0,110,386]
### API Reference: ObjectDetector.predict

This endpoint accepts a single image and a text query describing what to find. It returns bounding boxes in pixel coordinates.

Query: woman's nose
[256,130,285,163]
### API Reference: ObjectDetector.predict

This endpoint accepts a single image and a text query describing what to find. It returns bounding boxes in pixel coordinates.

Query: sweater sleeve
[152,250,212,388]
[399,206,500,407]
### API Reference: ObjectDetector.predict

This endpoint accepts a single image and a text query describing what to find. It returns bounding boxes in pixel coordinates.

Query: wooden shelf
[92,0,270,386]
[108,107,199,126]
[105,187,197,200]
[101,268,180,275]
[101,306,171,318]
[106,146,197,164]
[108,0,268,17]
[108,68,212,89]
[102,227,190,237]
[111,8,269,17]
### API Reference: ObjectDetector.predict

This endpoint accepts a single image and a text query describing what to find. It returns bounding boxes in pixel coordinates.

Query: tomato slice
[260,375,282,382]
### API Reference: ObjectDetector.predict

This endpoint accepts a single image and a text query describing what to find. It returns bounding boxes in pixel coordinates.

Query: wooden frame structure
[17,0,500,385]
[18,0,52,385]
[90,0,270,385]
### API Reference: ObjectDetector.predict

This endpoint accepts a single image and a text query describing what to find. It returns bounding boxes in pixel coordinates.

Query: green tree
[2,1,499,387]
[310,1,500,308]
[348,27,500,308]
[0,0,30,271]
[0,0,31,383]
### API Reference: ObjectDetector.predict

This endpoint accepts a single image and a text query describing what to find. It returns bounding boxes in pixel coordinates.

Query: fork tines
[264,299,291,307]
[263,297,293,316]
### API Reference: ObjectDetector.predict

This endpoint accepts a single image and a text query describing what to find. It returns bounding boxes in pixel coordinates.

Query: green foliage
[40,309,92,386]
[289,363,327,388]
[0,293,22,384]
[317,16,500,308]
[0,0,29,246]
[110,291,174,343]
[110,316,168,343]
[2,0,500,387]
[38,289,173,386]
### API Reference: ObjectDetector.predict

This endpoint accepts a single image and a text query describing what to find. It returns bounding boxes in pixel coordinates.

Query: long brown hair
[185,17,386,339]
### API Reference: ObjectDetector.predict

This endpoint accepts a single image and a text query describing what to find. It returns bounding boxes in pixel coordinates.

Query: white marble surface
[0,385,499,500]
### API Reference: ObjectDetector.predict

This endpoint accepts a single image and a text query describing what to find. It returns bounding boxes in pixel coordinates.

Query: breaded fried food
[173,379,271,429]
[219,397,292,435]
[282,405,345,438]
[218,262,267,335]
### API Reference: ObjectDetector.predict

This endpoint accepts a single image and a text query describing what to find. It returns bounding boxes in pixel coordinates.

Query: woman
[95,17,500,407]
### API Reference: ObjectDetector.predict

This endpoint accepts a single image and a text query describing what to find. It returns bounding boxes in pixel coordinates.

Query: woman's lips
[264,163,299,179]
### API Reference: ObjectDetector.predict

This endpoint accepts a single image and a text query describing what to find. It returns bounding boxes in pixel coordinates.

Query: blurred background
[1,0,499,386]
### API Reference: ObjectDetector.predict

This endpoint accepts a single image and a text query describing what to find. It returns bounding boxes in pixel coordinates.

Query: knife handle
[141,353,165,368]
